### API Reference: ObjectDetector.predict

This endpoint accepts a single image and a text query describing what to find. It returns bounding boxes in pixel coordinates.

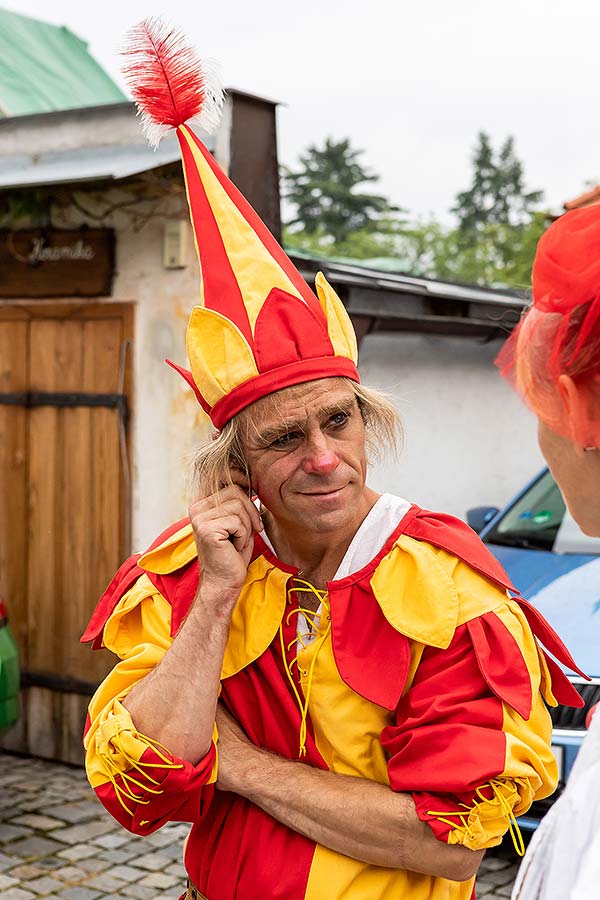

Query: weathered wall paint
[358,332,544,519]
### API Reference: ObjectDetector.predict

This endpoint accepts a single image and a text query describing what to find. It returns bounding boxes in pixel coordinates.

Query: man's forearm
[232,749,482,881]
[122,587,234,765]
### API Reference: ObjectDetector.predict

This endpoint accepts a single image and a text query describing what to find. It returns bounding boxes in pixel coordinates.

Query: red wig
[497,206,600,444]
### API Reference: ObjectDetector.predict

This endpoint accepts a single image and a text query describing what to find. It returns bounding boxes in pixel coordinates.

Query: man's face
[241,379,370,535]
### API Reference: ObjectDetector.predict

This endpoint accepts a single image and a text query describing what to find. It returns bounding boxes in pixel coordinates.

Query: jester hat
[496,205,600,443]
[121,19,359,429]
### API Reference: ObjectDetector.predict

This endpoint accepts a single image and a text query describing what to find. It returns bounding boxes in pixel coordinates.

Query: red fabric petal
[253,288,332,374]
[466,613,532,720]
[146,563,200,638]
[516,597,589,680]
[403,509,518,594]
[165,359,212,415]
[80,518,191,647]
[329,581,410,711]
[541,651,585,708]
[80,554,143,648]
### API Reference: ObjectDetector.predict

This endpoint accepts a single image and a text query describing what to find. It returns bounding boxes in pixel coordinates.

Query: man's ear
[557,374,600,448]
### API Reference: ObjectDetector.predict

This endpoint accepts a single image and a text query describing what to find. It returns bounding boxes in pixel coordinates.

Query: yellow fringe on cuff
[96,707,183,817]
[427,779,527,856]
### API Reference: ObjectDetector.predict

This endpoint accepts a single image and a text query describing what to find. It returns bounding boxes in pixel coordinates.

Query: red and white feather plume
[120,18,224,148]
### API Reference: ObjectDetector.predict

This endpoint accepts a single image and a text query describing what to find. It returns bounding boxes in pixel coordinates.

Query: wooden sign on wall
[0,229,115,298]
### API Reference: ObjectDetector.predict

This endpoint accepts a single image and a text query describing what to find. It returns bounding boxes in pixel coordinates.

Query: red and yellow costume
[83,21,585,899]
[82,503,584,900]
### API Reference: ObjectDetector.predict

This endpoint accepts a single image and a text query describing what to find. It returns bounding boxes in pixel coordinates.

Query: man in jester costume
[82,19,585,900]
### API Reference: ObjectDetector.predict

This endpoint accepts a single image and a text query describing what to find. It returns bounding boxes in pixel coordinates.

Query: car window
[554,510,600,555]
[485,470,566,551]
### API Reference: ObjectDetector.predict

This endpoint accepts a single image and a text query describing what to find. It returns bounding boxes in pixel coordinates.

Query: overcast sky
[9,0,600,222]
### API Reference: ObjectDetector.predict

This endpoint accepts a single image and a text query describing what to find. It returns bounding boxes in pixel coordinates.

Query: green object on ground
[0,8,126,117]
[0,602,20,734]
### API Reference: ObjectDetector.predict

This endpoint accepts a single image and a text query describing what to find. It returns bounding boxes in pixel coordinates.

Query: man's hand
[122,480,262,767]
[190,482,263,621]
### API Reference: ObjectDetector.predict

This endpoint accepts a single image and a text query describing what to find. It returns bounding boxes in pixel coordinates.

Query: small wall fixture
[163,220,189,269]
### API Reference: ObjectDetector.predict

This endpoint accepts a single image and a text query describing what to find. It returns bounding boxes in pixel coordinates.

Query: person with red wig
[497,205,600,899]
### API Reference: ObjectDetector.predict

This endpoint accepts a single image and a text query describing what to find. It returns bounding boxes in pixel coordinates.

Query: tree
[282,138,401,244]
[283,215,406,261]
[402,211,550,289]
[452,132,543,234]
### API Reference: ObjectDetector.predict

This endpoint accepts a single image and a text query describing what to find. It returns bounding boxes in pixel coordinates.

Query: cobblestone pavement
[0,751,521,899]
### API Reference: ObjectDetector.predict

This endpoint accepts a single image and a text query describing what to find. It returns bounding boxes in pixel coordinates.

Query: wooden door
[0,302,133,764]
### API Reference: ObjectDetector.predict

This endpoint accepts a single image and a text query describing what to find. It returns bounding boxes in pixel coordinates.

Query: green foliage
[282,138,402,244]
[452,132,543,234]
[403,212,550,289]
[283,131,555,290]
[0,190,50,228]
[283,216,406,261]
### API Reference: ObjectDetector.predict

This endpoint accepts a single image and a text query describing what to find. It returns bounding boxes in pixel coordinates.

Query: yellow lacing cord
[279,579,331,757]
[427,779,525,857]
[99,728,184,817]
[424,808,476,845]
[486,781,525,857]
[101,755,151,816]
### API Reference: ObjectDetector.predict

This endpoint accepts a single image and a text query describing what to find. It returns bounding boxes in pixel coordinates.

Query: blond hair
[194,378,402,497]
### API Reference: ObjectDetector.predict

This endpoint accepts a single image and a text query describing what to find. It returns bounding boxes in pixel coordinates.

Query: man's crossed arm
[215,704,483,883]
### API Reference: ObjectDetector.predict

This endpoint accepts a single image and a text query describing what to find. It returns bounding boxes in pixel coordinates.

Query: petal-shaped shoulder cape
[81,505,587,714]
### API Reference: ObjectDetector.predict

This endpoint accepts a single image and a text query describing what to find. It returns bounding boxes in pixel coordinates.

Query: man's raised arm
[122,484,263,763]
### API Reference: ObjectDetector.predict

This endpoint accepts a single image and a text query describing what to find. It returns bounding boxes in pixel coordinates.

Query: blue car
[468,469,600,830]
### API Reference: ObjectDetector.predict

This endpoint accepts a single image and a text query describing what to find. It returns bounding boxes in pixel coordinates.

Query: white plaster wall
[112,219,212,551]
[358,332,545,521]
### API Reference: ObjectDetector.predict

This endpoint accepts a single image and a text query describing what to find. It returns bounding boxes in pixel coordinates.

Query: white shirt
[512,707,600,899]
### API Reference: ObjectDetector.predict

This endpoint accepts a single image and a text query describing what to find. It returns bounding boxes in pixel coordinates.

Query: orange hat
[496,206,600,442]
[121,19,359,429]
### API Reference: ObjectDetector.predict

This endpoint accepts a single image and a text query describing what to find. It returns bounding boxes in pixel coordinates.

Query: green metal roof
[284,246,418,275]
[0,8,126,117]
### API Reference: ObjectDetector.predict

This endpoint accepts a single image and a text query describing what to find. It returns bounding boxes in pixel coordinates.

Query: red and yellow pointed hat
[121,19,359,429]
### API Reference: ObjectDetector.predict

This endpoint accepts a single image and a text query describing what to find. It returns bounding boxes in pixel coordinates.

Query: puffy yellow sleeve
[84,574,218,834]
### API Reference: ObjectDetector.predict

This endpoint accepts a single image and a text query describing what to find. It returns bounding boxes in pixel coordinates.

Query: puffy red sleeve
[381,599,560,852]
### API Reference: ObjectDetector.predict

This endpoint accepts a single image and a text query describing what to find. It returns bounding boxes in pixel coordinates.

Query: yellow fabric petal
[497,605,558,801]
[186,306,259,408]
[315,272,358,363]
[141,534,289,682]
[370,535,459,648]
[139,523,196,575]
[222,556,289,679]
[536,641,559,707]
[371,536,514,648]
[101,574,172,663]
[139,535,289,682]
